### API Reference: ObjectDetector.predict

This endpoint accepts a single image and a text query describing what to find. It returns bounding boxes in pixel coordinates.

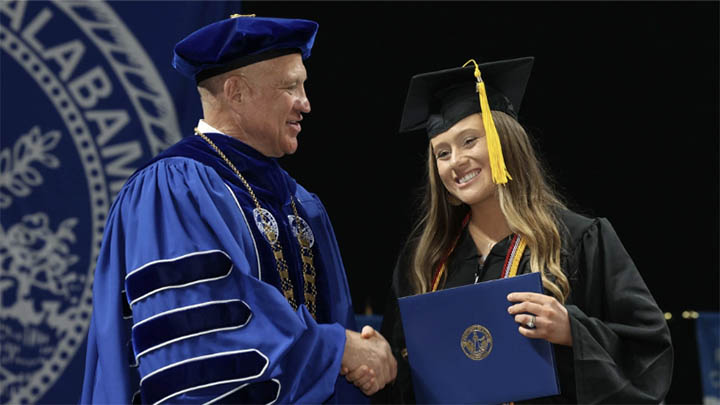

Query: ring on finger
[526,314,536,329]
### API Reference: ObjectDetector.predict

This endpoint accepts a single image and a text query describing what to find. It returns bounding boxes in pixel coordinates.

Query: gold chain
[194,128,317,319]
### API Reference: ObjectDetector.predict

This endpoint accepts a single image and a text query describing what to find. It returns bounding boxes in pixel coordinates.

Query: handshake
[341,326,398,396]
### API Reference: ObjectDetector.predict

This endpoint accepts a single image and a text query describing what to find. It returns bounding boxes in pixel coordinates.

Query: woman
[368,57,673,403]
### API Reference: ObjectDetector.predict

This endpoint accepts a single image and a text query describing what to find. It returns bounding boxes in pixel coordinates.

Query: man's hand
[340,326,397,395]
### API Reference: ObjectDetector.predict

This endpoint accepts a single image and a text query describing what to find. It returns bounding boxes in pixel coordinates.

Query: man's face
[238,53,311,157]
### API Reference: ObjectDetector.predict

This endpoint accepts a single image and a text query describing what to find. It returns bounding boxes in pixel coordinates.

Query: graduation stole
[430,213,527,292]
[195,128,318,320]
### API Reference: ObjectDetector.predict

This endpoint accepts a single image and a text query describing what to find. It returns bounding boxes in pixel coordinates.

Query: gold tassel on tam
[463,59,512,185]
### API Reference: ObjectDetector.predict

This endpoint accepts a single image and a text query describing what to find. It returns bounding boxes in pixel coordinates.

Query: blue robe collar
[135,124,298,206]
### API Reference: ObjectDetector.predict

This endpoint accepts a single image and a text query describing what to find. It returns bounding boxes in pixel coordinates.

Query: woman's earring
[447,193,463,206]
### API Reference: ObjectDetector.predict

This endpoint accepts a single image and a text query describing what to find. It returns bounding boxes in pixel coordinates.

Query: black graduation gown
[372,210,673,404]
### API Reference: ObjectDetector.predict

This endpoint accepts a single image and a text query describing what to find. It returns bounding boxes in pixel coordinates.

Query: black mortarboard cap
[399,57,534,138]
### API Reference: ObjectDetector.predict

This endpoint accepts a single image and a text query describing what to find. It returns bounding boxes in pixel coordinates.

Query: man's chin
[282,139,299,156]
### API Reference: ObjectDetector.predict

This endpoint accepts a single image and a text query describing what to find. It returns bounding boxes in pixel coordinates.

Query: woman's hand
[507,292,573,346]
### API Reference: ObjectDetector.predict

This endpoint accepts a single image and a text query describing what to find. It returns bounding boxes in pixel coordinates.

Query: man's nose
[298,88,311,113]
[300,97,311,113]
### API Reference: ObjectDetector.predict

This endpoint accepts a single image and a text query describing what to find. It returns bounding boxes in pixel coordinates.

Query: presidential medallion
[461,324,493,360]
[287,215,314,248]
[253,208,279,243]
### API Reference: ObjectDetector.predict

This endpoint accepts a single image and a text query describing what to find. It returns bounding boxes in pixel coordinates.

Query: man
[81,15,396,404]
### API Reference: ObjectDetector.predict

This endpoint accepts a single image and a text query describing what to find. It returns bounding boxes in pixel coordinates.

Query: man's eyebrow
[279,75,307,86]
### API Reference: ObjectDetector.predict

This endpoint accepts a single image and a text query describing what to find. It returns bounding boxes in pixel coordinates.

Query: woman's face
[430,113,496,206]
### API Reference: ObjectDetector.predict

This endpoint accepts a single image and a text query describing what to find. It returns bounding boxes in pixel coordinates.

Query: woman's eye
[435,151,449,160]
[464,137,477,146]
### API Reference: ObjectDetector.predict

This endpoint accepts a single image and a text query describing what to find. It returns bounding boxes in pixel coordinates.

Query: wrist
[342,329,358,367]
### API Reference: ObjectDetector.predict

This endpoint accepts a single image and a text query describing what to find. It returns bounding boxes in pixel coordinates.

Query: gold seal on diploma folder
[461,324,493,360]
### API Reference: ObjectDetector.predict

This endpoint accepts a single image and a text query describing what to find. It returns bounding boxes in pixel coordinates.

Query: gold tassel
[463,60,512,185]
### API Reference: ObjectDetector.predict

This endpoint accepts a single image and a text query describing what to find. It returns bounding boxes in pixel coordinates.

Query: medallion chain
[194,128,317,319]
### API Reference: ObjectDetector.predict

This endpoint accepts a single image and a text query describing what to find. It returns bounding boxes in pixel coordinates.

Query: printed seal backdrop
[0,1,234,403]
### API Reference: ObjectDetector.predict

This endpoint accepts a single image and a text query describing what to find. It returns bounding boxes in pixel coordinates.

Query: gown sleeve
[565,217,673,404]
[81,157,347,404]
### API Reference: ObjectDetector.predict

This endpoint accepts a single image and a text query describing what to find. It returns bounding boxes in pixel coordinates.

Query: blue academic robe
[81,132,366,404]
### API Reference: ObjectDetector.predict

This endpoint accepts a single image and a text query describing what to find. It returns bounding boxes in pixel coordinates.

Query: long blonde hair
[408,111,570,302]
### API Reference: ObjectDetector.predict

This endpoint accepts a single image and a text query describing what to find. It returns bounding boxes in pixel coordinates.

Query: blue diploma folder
[398,272,560,404]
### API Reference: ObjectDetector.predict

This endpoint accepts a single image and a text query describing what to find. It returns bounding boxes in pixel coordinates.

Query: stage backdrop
[0,1,236,403]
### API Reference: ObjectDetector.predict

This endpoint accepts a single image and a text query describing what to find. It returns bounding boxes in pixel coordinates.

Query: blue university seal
[0,1,181,403]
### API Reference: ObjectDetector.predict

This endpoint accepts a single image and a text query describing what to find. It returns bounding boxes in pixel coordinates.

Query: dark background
[235,1,718,403]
